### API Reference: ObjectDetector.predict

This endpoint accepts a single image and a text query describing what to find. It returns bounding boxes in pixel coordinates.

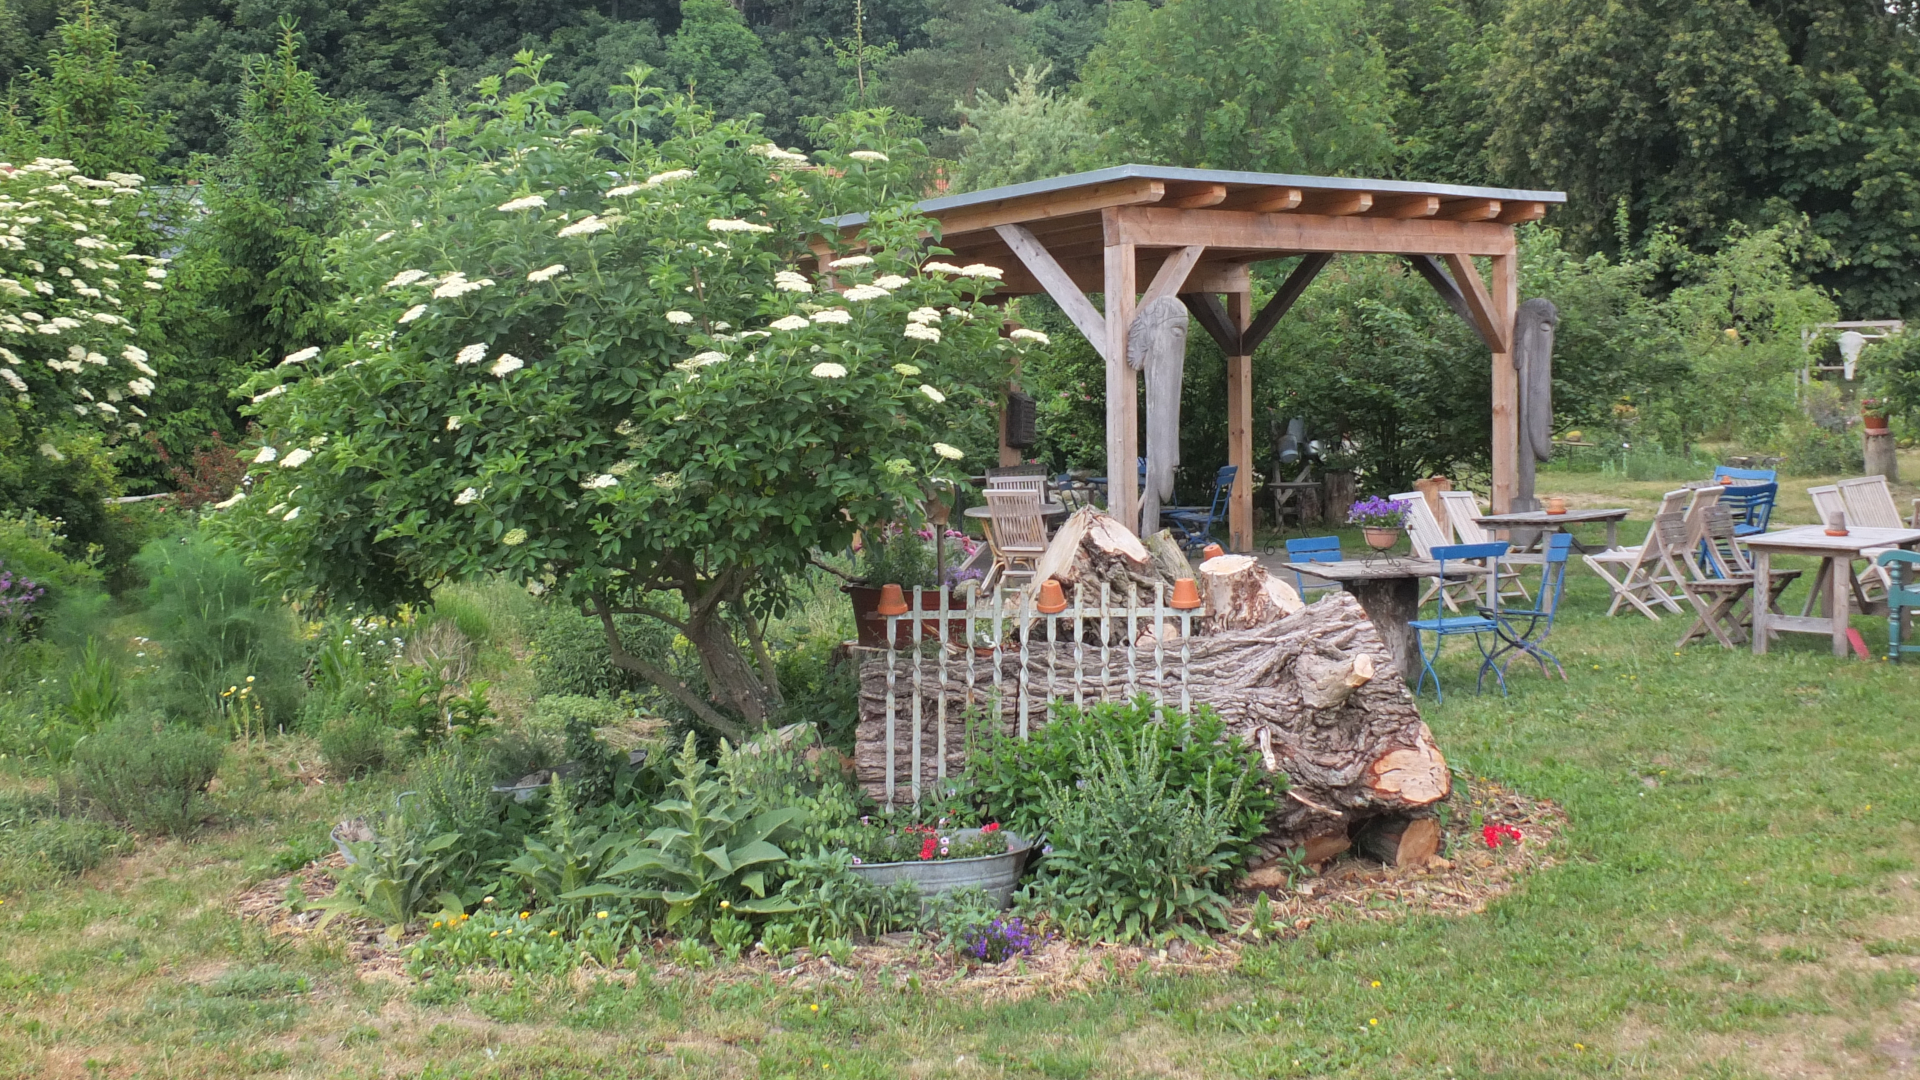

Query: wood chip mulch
[231,775,1562,1000]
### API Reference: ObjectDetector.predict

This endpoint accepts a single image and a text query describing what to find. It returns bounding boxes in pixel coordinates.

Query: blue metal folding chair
[1407,541,1508,702]
[1712,465,1777,484]
[1163,465,1238,554]
[1477,533,1573,693]
[1283,536,1343,595]
[1717,482,1777,537]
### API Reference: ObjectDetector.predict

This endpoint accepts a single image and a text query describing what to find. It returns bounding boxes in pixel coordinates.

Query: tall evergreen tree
[7,0,169,177]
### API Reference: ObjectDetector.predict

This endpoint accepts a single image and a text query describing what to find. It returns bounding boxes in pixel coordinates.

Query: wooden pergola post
[829,166,1562,540]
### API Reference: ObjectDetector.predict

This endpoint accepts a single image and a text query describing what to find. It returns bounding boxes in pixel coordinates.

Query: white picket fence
[863,580,1201,807]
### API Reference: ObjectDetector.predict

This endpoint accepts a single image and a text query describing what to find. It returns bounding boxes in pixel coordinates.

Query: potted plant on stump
[846,523,980,647]
[1348,495,1413,555]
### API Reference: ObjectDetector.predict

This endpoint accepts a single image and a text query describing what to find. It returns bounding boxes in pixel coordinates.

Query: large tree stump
[854,591,1450,848]
[1199,554,1304,632]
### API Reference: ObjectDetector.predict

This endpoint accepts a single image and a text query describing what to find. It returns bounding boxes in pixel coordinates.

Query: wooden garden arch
[830,165,1567,551]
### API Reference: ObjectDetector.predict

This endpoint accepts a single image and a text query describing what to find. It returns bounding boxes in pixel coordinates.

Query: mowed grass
[5,476,1920,1077]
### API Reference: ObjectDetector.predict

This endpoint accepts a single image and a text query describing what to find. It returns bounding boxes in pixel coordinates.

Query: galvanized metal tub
[848,828,1033,909]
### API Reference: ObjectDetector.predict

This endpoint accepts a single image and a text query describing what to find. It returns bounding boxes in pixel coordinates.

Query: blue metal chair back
[1429,542,1509,615]
[1717,482,1776,536]
[1712,465,1777,484]
[1205,465,1237,517]
[1527,533,1574,629]
[1283,535,1343,593]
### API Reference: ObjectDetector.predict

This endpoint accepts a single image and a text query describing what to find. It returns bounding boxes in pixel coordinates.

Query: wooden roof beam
[1496,201,1547,224]
[1407,255,1495,351]
[1180,254,1331,356]
[1437,198,1502,222]
[1162,182,1229,208]
[994,223,1114,362]
[1217,187,1303,212]
[1297,191,1373,216]
[1441,252,1510,351]
[1371,194,1440,219]
[1107,205,1515,257]
[934,178,1165,240]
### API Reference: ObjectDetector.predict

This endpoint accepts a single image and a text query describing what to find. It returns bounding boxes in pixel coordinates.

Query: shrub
[527,605,662,700]
[1,817,130,888]
[72,719,226,836]
[1025,729,1247,943]
[134,532,304,724]
[1776,423,1864,477]
[964,697,1276,860]
[316,811,460,938]
[318,710,391,778]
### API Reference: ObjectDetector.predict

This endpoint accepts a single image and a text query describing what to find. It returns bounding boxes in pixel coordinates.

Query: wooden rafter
[1242,254,1332,356]
[1437,198,1502,222]
[933,178,1167,240]
[1373,194,1441,219]
[1298,191,1373,216]
[1162,183,1229,209]
[1441,252,1510,352]
[1406,255,1495,351]
[1138,245,1206,310]
[1217,187,1303,212]
[1107,206,1514,257]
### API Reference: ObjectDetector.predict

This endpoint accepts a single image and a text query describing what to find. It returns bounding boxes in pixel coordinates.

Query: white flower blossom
[455,487,480,505]
[498,194,547,212]
[456,343,488,366]
[644,168,696,187]
[922,261,964,275]
[848,150,890,163]
[398,304,428,324]
[908,307,941,324]
[773,271,813,294]
[581,474,619,490]
[282,346,321,366]
[603,184,642,198]
[254,446,279,463]
[374,230,396,243]
[843,284,890,301]
[146,266,166,280]
[280,448,313,468]
[252,385,286,403]
[502,528,528,546]
[212,491,244,510]
[38,443,63,461]
[750,144,810,164]
[675,352,726,370]
[96,401,118,415]
[959,263,1004,280]
[490,354,525,377]
[828,255,874,269]
[527,264,566,283]
[665,310,695,325]
[892,363,921,377]
[433,275,494,298]
[875,274,910,289]
[811,309,852,325]
[90,313,123,325]
[904,323,941,343]
[84,351,106,366]
[769,315,811,332]
[933,443,965,460]
[557,215,609,237]
[918,384,946,404]
[283,506,300,521]
[128,378,154,396]
[810,362,847,378]
[0,369,24,392]
[947,307,974,319]
[1009,328,1050,345]
[707,218,774,234]
[446,415,462,431]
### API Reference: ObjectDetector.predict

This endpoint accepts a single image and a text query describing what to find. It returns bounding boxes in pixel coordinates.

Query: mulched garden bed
[232,774,1563,999]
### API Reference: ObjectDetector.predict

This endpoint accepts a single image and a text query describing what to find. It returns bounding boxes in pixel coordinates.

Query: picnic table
[1746,525,1920,657]
[1273,557,1472,681]
[1473,508,1631,551]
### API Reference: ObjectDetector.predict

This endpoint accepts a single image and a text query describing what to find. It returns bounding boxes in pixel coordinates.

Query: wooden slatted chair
[1394,490,1488,612]
[1813,482,1891,602]
[1698,502,1800,625]
[982,489,1049,591]
[1654,509,1754,649]
[1438,489,1535,604]
[1582,488,1691,620]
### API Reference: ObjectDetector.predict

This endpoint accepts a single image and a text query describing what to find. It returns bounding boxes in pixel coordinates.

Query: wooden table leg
[1830,556,1851,657]
[1605,520,1619,549]
[1752,549,1771,655]
[1345,577,1421,682]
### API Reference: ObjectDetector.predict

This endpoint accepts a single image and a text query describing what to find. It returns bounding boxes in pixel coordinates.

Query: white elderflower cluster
[774,271,812,293]
[498,194,547,212]
[558,215,611,237]
[707,218,774,234]
[904,323,941,343]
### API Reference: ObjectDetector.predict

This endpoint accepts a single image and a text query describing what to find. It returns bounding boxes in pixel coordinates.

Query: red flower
[1482,824,1524,849]
[982,822,1000,833]
[919,836,939,860]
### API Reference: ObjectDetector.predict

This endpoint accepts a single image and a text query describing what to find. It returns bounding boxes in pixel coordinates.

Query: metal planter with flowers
[845,823,1034,908]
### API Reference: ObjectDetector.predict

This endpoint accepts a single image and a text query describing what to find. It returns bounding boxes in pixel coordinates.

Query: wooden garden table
[1273,557,1473,681]
[1473,507,1631,551]
[1746,525,1920,657]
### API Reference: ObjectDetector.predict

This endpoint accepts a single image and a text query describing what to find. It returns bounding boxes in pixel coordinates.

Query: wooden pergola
[831,165,1567,551]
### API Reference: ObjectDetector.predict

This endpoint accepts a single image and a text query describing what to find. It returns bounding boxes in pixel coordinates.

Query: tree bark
[1198,553,1303,632]
[853,591,1450,848]
[1354,815,1441,868]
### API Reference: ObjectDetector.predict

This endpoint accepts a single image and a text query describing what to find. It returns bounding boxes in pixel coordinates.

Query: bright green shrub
[72,719,225,836]
[1025,729,1247,943]
[134,532,304,724]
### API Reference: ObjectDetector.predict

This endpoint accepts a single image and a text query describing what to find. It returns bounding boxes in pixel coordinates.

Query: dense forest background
[3,0,1918,521]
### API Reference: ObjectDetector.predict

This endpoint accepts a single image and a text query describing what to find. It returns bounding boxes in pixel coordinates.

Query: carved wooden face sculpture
[1515,297,1559,463]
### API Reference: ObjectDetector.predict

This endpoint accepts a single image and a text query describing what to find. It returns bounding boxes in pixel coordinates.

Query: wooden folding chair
[1438,489,1534,604]
[983,489,1049,591]
[1698,502,1800,627]
[1395,490,1488,612]
[1654,508,1753,649]
[1583,488,1690,620]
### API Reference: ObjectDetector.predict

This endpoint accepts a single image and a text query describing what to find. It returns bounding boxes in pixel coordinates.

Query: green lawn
[6,477,1920,1078]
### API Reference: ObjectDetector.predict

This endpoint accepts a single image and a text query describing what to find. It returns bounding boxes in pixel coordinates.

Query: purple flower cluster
[0,562,45,630]
[963,916,1038,964]
[1346,495,1412,530]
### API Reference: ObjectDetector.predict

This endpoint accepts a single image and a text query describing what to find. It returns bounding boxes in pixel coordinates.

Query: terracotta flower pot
[1544,496,1568,515]
[846,586,966,648]
[1362,527,1400,551]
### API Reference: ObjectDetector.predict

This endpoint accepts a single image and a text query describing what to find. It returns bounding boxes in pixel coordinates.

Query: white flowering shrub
[222,57,1044,738]
[0,157,162,445]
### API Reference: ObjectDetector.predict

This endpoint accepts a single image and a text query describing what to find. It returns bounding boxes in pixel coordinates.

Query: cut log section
[1354,815,1441,868]
[1198,553,1304,632]
[854,590,1450,848]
